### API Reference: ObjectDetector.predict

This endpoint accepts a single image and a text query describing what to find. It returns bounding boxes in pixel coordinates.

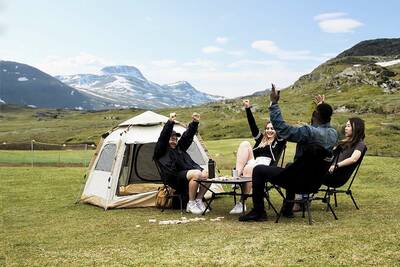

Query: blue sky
[1,0,399,97]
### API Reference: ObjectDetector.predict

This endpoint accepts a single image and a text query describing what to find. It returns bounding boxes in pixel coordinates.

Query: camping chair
[264,143,287,215]
[154,160,184,214]
[275,144,334,225]
[319,146,367,212]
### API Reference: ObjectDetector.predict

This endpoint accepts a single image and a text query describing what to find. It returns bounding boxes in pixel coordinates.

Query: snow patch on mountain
[101,65,146,81]
[18,77,29,81]
[376,59,400,67]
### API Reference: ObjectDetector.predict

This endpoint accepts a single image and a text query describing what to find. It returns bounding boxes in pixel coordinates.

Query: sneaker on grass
[186,201,203,215]
[229,202,246,214]
[195,199,210,213]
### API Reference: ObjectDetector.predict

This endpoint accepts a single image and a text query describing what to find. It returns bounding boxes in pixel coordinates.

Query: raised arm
[153,114,175,160]
[243,100,262,142]
[178,113,200,151]
[269,84,312,143]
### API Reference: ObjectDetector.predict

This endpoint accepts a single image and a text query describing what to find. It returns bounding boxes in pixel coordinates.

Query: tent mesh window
[187,142,206,165]
[117,143,162,196]
[94,143,116,172]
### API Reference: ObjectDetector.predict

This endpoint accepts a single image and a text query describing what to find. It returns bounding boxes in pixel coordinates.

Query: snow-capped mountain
[56,65,223,109]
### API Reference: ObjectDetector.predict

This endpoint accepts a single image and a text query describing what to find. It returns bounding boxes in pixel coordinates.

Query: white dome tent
[80,110,223,210]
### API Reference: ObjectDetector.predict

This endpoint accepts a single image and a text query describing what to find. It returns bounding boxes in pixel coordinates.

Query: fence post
[31,140,35,168]
[84,144,88,167]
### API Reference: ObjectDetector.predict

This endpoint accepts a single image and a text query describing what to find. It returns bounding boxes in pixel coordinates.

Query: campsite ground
[2,141,400,266]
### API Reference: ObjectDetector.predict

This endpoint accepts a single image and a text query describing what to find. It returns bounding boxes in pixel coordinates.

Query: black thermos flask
[208,158,215,178]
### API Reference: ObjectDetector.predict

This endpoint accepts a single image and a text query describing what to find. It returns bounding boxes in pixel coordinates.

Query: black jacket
[153,120,201,179]
[246,107,286,165]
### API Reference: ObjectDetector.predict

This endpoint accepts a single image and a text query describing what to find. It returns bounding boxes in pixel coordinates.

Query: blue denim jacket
[269,103,338,160]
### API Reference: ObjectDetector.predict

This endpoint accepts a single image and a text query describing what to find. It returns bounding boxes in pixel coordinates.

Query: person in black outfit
[153,112,209,215]
[239,86,338,222]
[323,117,366,187]
[230,99,286,214]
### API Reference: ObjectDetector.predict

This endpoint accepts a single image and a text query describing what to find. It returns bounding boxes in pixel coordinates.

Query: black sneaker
[239,209,267,222]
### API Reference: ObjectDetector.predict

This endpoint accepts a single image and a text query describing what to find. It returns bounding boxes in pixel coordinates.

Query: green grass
[2,146,400,266]
[0,150,95,166]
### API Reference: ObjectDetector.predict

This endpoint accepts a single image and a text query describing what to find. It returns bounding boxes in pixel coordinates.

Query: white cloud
[143,60,305,98]
[314,12,347,21]
[251,40,325,61]
[202,46,223,54]
[252,40,279,54]
[216,37,229,45]
[183,59,217,70]
[228,59,281,68]
[226,50,246,56]
[314,12,363,33]
[36,52,113,75]
[150,59,176,67]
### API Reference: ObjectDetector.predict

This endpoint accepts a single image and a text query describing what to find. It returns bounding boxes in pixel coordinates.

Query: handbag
[155,185,175,209]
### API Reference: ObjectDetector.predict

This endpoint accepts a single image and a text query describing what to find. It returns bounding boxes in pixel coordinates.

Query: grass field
[2,140,400,266]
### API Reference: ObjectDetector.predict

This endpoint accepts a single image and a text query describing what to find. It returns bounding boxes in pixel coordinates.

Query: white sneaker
[229,202,247,215]
[195,199,210,213]
[186,201,203,215]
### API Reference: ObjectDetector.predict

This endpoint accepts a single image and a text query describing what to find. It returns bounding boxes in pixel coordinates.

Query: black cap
[171,130,181,137]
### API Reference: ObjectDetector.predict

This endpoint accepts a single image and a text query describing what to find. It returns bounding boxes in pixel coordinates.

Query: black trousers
[252,165,321,212]
[252,165,289,212]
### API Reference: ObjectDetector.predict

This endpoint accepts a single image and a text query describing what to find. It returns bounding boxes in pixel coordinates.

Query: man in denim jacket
[239,85,338,222]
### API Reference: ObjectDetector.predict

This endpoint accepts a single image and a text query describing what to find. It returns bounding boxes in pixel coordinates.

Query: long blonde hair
[257,121,275,148]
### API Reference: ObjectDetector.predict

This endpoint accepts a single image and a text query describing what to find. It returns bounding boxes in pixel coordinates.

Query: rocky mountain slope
[0,61,99,109]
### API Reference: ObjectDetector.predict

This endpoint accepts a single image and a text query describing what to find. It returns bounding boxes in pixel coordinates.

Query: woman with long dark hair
[323,117,366,187]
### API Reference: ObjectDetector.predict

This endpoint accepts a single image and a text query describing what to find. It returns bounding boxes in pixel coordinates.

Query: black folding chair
[154,160,184,214]
[264,143,287,215]
[319,146,367,212]
[274,145,333,225]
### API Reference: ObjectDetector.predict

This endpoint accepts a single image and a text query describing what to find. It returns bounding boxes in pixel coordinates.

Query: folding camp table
[196,177,252,215]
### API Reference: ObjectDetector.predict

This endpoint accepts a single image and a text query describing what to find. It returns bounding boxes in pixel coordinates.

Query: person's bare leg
[187,170,202,201]
[240,164,253,201]
[236,141,254,175]
[197,170,209,199]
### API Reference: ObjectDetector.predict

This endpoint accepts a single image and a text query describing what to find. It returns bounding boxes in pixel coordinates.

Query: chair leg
[348,191,360,209]
[179,195,183,214]
[275,202,284,223]
[266,196,278,215]
[326,201,338,220]
[325,192,331,212]
[334,192,338,207]
[306,200,312,225]
[265,190,271,209]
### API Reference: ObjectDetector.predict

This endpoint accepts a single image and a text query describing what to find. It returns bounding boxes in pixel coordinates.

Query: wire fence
[0,141,97,167]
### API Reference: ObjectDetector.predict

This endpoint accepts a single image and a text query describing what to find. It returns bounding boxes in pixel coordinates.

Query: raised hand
[314,94,325,106]
[243,99,251,108]
[270,83,280,104]
[169,112,177,122]
[192,112,200,122]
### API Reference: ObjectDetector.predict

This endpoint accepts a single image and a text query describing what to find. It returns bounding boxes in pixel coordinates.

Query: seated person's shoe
[195,199,210,213]
[186,201,203,215]
[229,202,247,215]
[239,209,267,222]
